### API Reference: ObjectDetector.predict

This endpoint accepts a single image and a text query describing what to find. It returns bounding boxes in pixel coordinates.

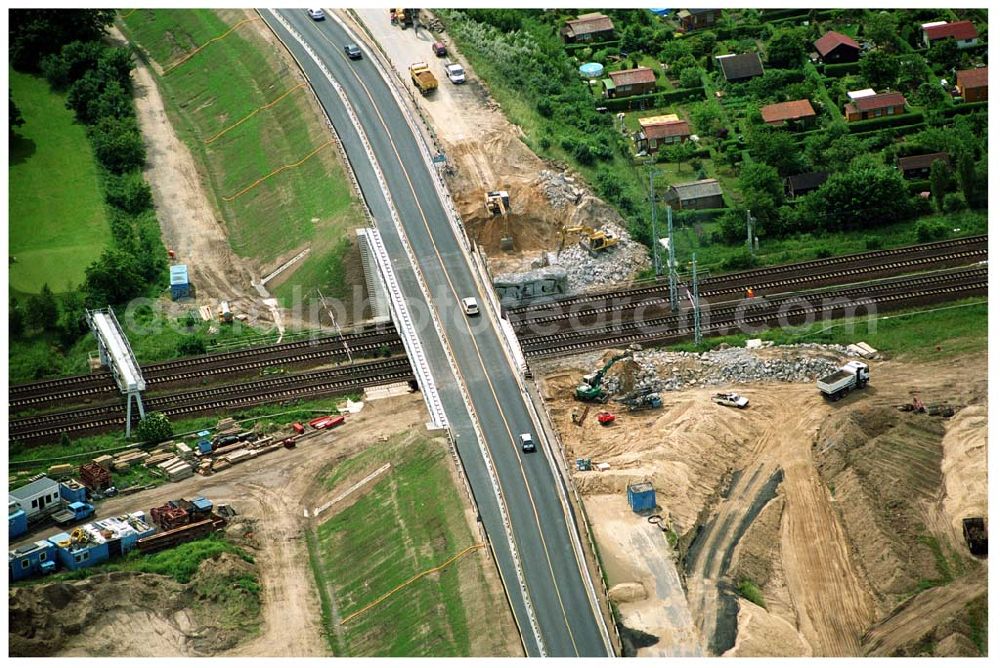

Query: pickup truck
[52,501,95,527]
[409,62,438,94]
[817,361,870,401]
[713,392,749,409]
[444,61,466,84]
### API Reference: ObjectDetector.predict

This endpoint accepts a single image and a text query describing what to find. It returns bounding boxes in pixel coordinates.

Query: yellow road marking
[340,543,484,625]
[205,82,306,144]
[163,16,262,75]
[305,20,582,654]
[222,139,333,201]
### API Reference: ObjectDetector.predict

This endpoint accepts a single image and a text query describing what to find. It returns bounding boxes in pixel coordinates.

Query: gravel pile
[599,343,851,396]
[535,170,584,208]
[557,220,650,292]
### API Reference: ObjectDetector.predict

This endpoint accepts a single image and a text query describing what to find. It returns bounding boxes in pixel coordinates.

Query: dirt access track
[13,394,463,657]
[538,348,987,656]
[344,9,643,279]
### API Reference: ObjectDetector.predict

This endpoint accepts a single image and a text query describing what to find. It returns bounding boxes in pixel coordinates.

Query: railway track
[510,235,987,327]
[9,357,415,444]
[9,326,402,411]
[520,266,987,358]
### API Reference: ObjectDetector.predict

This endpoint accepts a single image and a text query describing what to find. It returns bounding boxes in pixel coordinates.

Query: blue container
[9,541,55,582]
[9,509,28,540]
[198,440,213,454]
[170,264,191,300]
[627,482,656,513]
[59,480,88,504]
[191,497,213,513]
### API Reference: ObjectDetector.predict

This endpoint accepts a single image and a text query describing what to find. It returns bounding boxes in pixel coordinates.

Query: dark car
[432,41,447,57]
[344,43,362,60]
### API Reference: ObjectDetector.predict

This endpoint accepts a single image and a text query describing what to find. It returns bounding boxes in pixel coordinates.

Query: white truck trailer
[817,361,870,400]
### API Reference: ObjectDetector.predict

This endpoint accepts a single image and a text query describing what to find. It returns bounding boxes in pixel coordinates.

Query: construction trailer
[8,477,60,521]
[170,264,191,300]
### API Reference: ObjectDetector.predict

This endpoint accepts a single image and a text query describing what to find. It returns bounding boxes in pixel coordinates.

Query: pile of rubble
[535,170,584,209]
[556,220,650,291]
[600,343,850,396]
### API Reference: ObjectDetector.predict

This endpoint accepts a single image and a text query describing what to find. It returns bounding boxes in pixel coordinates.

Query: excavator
[559,224,619,256]
[485,190,514,251]
[575,352,632,402]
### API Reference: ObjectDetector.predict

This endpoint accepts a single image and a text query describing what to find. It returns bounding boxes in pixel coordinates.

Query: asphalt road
[261,10,610,657]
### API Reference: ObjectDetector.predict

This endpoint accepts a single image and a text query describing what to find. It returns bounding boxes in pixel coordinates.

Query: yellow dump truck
[409,62,438,94]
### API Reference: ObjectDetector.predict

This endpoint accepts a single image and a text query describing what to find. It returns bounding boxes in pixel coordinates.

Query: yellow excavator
[485,190,514,251]
[559,224,619,256]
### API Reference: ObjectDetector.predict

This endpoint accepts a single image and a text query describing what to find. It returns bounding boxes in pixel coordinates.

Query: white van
[462,297,480,316]
[520,433,536,453]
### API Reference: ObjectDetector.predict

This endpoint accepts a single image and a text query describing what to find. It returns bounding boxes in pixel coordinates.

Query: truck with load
[409,62,438,94]
[51,501,95,527]
[817,361,870,400]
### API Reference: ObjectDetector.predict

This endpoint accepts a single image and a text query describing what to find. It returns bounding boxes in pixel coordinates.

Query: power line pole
[746,210,755,258]
[667,205,678,312]
[692,253,702,346]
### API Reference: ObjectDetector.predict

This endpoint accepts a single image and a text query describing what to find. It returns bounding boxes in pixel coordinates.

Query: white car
[520,433,536,453]
[462,297,479,316]
[444,62,466,84]
[307,8,325,20]
[713,392,749,409]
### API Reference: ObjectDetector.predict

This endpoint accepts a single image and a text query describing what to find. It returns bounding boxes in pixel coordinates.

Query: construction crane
[575,352,632,402]
[559,224,619,256]
[485,190,514,251]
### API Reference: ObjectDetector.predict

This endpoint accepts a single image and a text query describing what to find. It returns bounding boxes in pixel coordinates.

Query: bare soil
[539,349,988,657]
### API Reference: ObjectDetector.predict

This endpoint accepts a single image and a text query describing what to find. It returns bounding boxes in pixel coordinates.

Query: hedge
[941,101,988,118]
[907,179,932,194]
[565,39,620,54]
[847,112,925,133]
[600,86,705,112]
[652,147,711,163]
[821,62,861,78]
[672,207,730,224]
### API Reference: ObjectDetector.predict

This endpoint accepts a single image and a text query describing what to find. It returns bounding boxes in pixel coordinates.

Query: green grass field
[312,434,507,656]
[669,298,987,362]
[120,10,360,301]
[9,70,110,294]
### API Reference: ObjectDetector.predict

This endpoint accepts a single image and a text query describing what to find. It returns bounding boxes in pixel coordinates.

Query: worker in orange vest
[746,287,755,299]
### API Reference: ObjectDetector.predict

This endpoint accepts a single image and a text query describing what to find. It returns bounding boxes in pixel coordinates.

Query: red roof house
[923,21,979,48]
[760,99,817,126]
[814,31,861,63]
[844,92,907,122]
[956,67,988,102]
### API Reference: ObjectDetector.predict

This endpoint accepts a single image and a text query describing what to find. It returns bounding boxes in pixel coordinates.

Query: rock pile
[557,220,650,292]
[535,170,584,208]
[599,344,849,396]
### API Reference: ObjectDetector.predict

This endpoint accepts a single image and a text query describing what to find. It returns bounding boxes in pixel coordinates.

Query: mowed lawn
[313,434,511,656]
[121,9,359,291]
[9,69,109,294]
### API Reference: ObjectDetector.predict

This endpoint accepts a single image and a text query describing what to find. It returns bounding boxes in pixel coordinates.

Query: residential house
[897,152,950,179]
[814,31,861,63]
[637,116,691,153]
[9,477,60,521]
[760,99,817,128]
[664,179,725,210]
[785,171,829,198]
[956,67,988,102]
[677,9,722,31]
[604,67,657,98]
[922,21,979,49]
[844,91,906,122]
[562,13,615,43]
[717,53,764,83]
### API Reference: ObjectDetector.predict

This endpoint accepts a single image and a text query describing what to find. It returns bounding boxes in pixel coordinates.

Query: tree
[679,66,704,89]
[177,336,207,356]
[9,91,24,139]
[859,49,900,89]
[688,101,724,136]
[738,162,783,221]
[809,165,914,231]
[136,412,173,444]
[25,283,59,331]
[89,116,146,173]
[659,40,692,66]
[40,40,104,89]
[766,28,806,67]
[715,208,747,244]
[9,9,115,71]
[105,171,153,214]
[10,294,25,338]
[913,81,946,109]
[897,55,928,91]
[745,126,802,176]
[956,150,986,209]
[55,290,87,347]
[688,31,717,59]
[929,159,953,210]
[864,11,898,49]
[83,247,145,305]
[927,38,960,72]
[942,192,965,213]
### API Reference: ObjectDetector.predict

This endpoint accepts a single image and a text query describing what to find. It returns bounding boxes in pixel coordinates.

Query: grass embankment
[119,9,361,304]
[311,433,510,656]
[669,298,987,362]
[9,397,354,488]
[9,69,109,294]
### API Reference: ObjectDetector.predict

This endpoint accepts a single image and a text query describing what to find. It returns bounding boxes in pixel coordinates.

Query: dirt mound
[609,582,648,604]
[9,553,261,657]
[928,404,987,555]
